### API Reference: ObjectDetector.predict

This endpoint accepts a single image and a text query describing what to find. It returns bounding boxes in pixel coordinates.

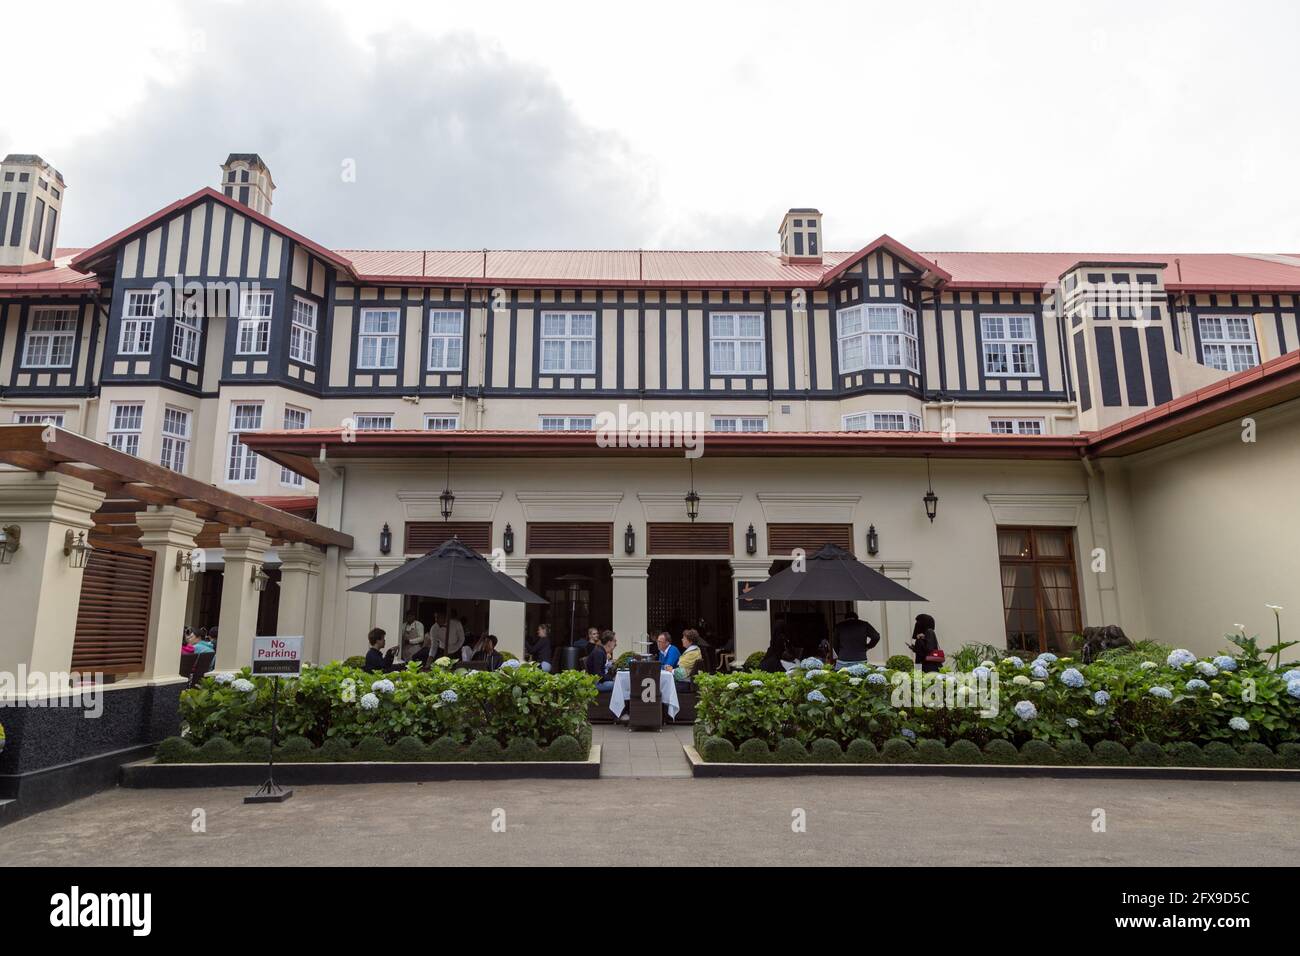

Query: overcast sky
[4,0,1297,254]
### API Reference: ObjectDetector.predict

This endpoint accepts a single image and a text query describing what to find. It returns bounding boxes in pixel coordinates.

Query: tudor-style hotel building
[2,151,1299,706]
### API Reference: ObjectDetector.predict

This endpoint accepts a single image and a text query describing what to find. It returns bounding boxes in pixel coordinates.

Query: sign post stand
[244,636,303,805]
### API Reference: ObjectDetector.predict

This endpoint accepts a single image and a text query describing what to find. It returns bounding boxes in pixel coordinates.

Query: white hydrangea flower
[1228,716,1250,732]
[231,678,255,694]
[359,692,380,710]
[1140,661,1158,670]
[1012,675,1031,686]
[726,682,740,690]
[848,677,863,686]
[979,660,996,668]
[371,678,395,695]
[1030,680,1045,690]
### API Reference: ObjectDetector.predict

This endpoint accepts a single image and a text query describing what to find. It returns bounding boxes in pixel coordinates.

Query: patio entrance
[526,559,613,648]
[646,559,734,659]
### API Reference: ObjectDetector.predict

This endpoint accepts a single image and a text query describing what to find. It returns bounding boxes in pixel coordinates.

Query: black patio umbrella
[739,543,926,603]
[349,537,546,603]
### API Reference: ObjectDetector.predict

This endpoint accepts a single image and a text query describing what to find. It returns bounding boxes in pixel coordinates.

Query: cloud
[52,0,662,250]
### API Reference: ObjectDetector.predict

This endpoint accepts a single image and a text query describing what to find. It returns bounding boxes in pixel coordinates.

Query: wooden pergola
[0,424,352,549]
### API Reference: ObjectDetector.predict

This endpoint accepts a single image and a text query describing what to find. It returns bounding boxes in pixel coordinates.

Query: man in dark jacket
[525,624,553,672]
[584,631,617,691]
[363,628,399,673]
[832,610,880,667]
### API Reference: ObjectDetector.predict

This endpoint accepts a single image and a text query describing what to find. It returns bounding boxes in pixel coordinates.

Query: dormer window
[837,304,918,372]
[1198,315,1258,372]
[539,312,596,374]
[982,314,1039,377]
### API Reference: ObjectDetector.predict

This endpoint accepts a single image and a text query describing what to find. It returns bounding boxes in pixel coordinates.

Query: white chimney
[220,153,275,216]
[0,154,66,270]
[778,208,822,264]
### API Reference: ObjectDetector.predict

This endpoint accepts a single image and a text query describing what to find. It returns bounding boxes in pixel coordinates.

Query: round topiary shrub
[427,736,461,761]
[466,735,503,761]
[983,739,1019,764]
[1057,740,1093,766]
[1020,739,1057,765]
[197,736,238,762]
[355,736,391,761]
[881,738,916,763]
[809,738,843,763]
[318,737,355,762]
[546,735,584,761]
[743,651,765,670]
[1092,740,1131,766]
[341,656,367,669]
[154,736,196,764]
[1130,741,1169,767]
[699,736,736,763]
[390,736,429,762]
[1276,742,1300,769]
[1164,741,1204,767]
[775,738,809,763]
[1237,743,1277,768]
[947,739,983,764]
[845,739,878,763]
[737,738,771,763]
[276,735,315,762]
[238,736,272,762]
[886,655,914,672]
[1202,741,1240,768]
[916,739,948,764]
[503,737,542,762]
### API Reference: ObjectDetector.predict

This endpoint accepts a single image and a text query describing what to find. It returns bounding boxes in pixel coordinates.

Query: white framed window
[358,308,400,369]
[1198,315,1259,373]
[280,406,309,486]
[539,312,596,374]
[709,312,766,375]
[982,314,1039,376]
[159,406,191,473]
[424,414,460,431]
[843,411,923,432]
[22,308,77,368]
[711,416,768,432]
[120,291,158,354]
[290,297,317,365]
[108,402,145,456]
[353,414,394,431]
[13,411,65,427]
[427,309,464,371]
[837,305,919,372]
[237,290,273,355]
[990,418,1045,436]
[226,403,263,483]
[171,312,201,365]
[539,415,595,431]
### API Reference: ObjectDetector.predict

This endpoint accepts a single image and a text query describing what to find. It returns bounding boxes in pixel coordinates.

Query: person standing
[832,610,880,668]
[402,609,425,660]
[909,613,942,673]
[445,610,466,659]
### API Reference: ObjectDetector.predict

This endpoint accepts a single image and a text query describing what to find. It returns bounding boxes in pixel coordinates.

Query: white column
[215,527,271,671]
[135,505,206,681]
[0,471,105,677]
[609,557,651,652]
[489,557,530,659]
[729,558,773,665]
[275,542,325,659]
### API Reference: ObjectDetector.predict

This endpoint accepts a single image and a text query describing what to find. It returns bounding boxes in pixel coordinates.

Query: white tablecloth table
[609,669,681,718]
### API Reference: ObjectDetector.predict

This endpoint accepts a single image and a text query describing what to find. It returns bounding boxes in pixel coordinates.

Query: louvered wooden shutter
[526,522,613,554]
[646,522,733,555]
[404,521,493,553]
[72,539,155,674]
[766,522,854,555]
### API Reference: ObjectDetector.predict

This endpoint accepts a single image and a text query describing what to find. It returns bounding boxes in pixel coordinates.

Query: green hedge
[178,661,597,752]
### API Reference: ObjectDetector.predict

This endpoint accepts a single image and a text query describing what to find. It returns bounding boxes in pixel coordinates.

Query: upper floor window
[237,290,273,355]
[1198,315,1258,373]
[290,297,317,365]
[990,418,1044,436]
[540,415,594,431]
[982,314,1039,376]
[159,407,191,473]
[120,291,159,355]
[109,402,144,456]
[172,313,201,365]
[281,406,309,486]
[709,313,765,375]
[540,312,595,374]
[427,309,464,371]
[837,305,918,372]
[227,403,263,483]
[843,411,922,432]
[425,414,460,431]
[358,308,400,369]
[353,414,394,431]
[22,308,77,368]
[711,416,767,432]
[13,411,65,427]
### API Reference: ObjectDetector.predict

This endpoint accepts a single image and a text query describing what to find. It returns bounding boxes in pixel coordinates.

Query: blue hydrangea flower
[900,728,917,740]
[1214,656,1238,672]
[800,657,824,670]
[359,692,379,710]
[1287,680,1300,700]
[972,666,992,680]
[1184,679,1209,692]
[844,663,869,676]
[1059,667,1085,688]
[1229,716,1250,732]
[1065,717,1080,728]
[439,689,459,704]
[1283,669,1300,683]
[1194,661,1219,678]
[1033,653,1058,666]
[749,680,762,687]
[806,690,827,703]
[213,672,235,685]
[1031,665,1048,679]
[866,672,887,685]
[805,669,826,678]
[501,659,522,669]
[231,678,255,694]
[371,678,395,695]
[1003,656,1024,668]
[1013,700,1038,721]
[1093,690,1110,706]
[1167,648,1197,668]
[1148,686,1173,699]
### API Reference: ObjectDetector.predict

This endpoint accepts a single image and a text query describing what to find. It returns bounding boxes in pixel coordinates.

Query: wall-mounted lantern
[866,524,880,556]
[745,523,758,556]
[440,454,455,521]
[503,523,515,555]
[379,523,393,555]
[251,565,271,592]
[0,525,21,565]
[176,549,195,581]
[64,529,92,569]
[624,523,636,555]
[923,456,939,523]
[684,460,700,522]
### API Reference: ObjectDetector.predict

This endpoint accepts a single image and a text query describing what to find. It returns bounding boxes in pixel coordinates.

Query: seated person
[193,627,216,656]
[471,634,504,671]
[524,624,553,672]
[409,635,434,668]
[363,627,400,673]
[656,631,680,671]
[585,631,617,692]
[181,628,197,656]
[574,626,597,662]
[831,609,881,668]
[459,633,478,662]
[759,624,791,673]
[674,628,704,684]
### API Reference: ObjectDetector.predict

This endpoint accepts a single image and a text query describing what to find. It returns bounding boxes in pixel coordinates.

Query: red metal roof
[0,253,100,295]
[924,251,1300,292]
